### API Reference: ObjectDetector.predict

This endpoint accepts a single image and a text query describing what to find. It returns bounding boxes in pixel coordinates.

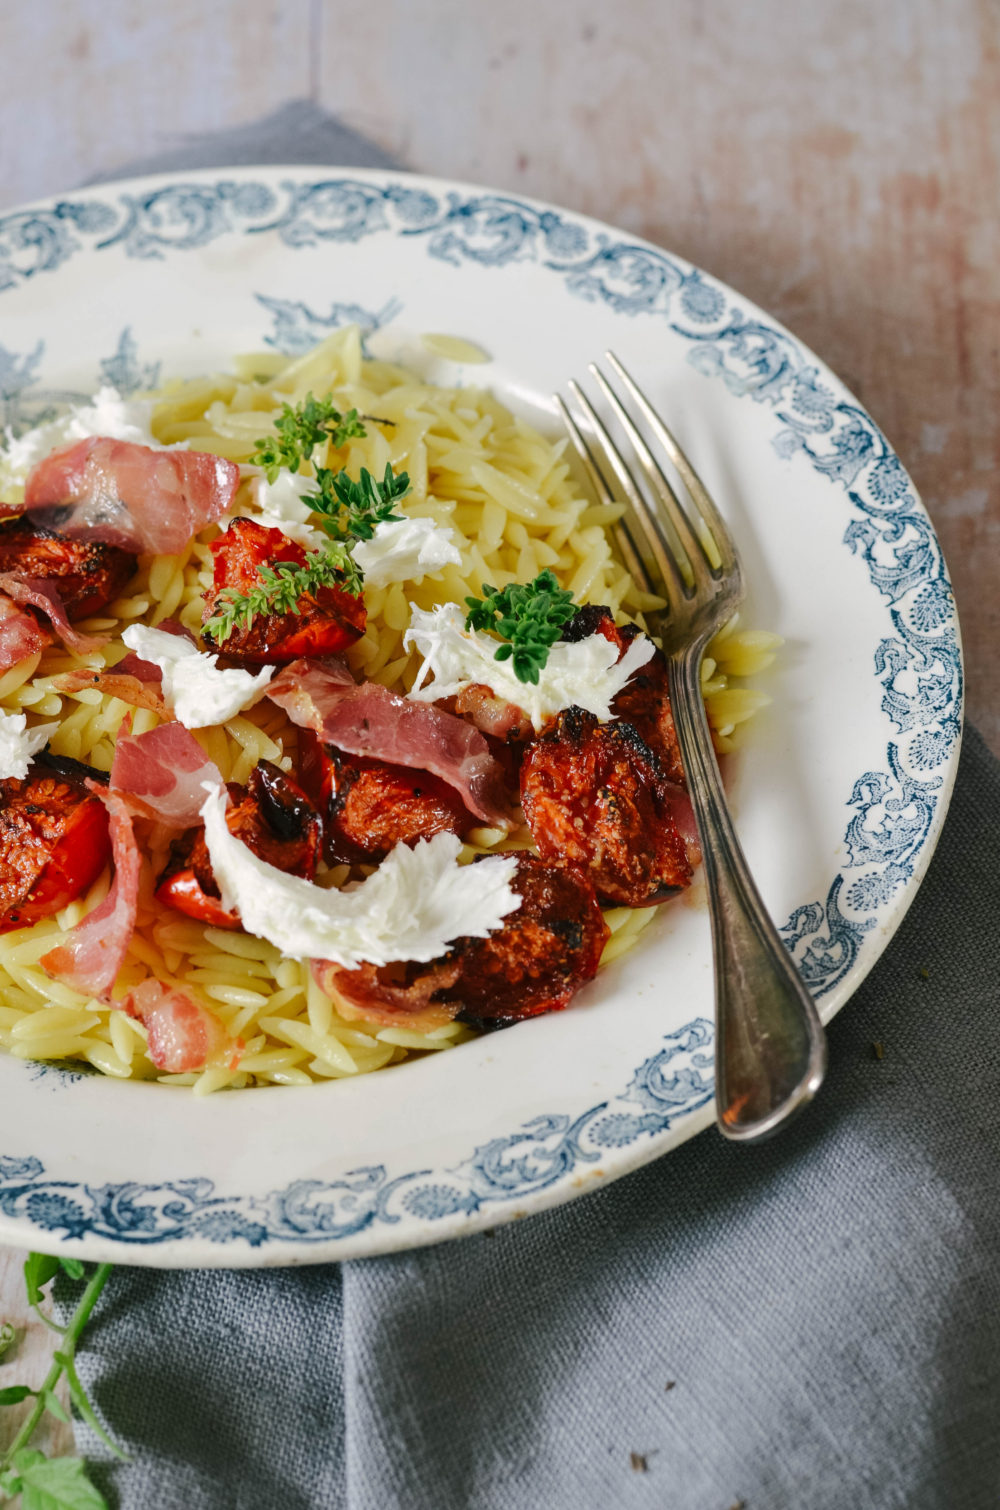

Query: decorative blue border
[0,174,962,1250]
[1,1022,713,1246]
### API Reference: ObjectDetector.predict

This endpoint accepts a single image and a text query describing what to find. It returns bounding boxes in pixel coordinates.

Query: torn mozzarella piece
[200,785,520,969]
[122,625,274,729]
[240,469,326,548]
[0,709,59,780]
[404,601,656,732]
[354,516,462,589]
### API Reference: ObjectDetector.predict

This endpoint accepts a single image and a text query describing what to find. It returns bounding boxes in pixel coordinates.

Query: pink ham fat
[23,438,239,555]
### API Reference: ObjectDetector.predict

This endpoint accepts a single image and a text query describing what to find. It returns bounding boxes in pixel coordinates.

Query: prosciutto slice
[268,659,511,827]
[40,787,141,998]
[110,722,223,828]
[54,656,167,714]
[0,574,104,656]
[0,593,49,672]
[23,438,239,555]
[123,979,242,1073]
[54,620,195,714]
[312,957,461,1033]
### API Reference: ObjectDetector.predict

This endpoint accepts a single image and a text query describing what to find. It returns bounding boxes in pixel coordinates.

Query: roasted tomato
[202,517,366,665]
[449,853,609,1026]
[563,604,685,786]
[0,753,112,933]
[520,706,691,906]
[155,760,321,928]
[317,853,609,1032]
[0,517,135,619]
[299,730,471,865]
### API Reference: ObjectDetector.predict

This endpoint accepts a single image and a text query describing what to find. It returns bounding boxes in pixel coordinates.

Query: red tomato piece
[202,517,366,666]
[0,755,112,933]
[520,706,692,907]
[563,604,686,786]
[155,760,321,928]
[0,518,136,620]
[298,731,471,865]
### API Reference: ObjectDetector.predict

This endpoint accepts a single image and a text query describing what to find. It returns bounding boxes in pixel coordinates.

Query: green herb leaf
[57,1260,84,1283]
[23,1254,60,1309]
[0,1321,15,1359]
[203,543,363,648]
[464,569,577,685]
[0,1385,34,1405]
[11,1448,108,1509]
[307,463,411,543]
[250,393,369,482]
[41,1390,70,1425]
[1,1264,119,1493]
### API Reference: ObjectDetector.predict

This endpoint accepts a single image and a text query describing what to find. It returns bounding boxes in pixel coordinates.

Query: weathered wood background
[1,0,997,1459]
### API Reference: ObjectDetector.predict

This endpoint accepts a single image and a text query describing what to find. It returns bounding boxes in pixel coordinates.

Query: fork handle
[668,649,827,1141]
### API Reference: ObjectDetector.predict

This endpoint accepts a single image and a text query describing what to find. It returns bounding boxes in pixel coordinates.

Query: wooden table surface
[1,0,997,1464]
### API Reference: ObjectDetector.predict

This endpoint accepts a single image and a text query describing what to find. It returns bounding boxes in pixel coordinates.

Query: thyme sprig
[250,393,368,482]
[307,463,411,544]
[221,395,411,646]
[0,1254,123,1507]
[465,569,577,685]
[203,542,363,647]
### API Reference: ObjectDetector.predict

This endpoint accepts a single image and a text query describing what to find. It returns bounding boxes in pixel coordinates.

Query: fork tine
[566,380,685,601]
[554,395,654,598]
[605,351,738,577]
[588,364,714,591]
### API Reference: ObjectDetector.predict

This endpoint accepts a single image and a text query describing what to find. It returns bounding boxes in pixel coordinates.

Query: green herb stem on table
[1,1256,121,1508]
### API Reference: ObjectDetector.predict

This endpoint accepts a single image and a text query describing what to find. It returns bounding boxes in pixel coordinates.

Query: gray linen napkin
[60,106,1000,1510]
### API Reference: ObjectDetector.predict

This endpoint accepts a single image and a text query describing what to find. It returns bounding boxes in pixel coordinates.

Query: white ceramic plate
[0,168,962,1267]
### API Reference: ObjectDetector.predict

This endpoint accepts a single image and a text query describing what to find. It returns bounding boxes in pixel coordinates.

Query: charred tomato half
[0,517,135,620]
[298,730,471,865]
[520,705,692,907]
[155,760,321,928]
[0,753,112,933]
[202,517,366,665]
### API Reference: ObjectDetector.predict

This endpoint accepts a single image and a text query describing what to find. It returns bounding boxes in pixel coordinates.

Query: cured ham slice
[122,979,242,1074]
[23,438,239,555]
[268,659,511,828]
[0,574,104,656]
[54,621,195,715]
[40,787,141,998]
[54,657,169,716]
[110,722,222,828]
[0,593,49,672]
[312,957,462,1033]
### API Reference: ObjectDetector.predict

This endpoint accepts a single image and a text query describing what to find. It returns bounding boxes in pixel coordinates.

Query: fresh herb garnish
[464,569,577,685]
[203,542,363,646]
[0,1254,123,1507]
[306,464,411,544]
[226,393,411,646]
[250,393,368,482]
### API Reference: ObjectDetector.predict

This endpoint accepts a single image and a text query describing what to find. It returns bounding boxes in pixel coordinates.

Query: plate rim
[0,163,964,1266]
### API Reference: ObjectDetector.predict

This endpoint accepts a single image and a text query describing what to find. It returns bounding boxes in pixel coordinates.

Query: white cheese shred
[122,625,274,730]
[404,602,656,731]
[0,710,59,781]
[354,517,462,589]
[240,469,326,547]
[200,785,521,970]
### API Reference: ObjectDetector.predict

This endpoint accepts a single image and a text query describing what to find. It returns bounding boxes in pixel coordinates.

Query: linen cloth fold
[59,107,999,1510]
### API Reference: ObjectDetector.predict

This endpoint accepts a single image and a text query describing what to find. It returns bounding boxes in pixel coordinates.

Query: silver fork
[557,352,826,1142]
